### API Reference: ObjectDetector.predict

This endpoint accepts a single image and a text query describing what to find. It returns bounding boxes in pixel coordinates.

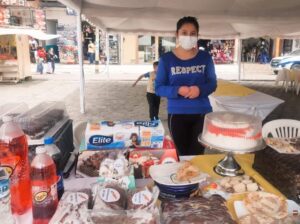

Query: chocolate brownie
[93,183,127,211]
[162,195,236,224]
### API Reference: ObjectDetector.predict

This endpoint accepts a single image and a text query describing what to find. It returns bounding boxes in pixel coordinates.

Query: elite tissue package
[85,120,165,149]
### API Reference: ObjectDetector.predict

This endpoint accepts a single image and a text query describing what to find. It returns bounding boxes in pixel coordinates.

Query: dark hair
[153,61,159,66]
[176,16,199,33]
[130,133,138,139]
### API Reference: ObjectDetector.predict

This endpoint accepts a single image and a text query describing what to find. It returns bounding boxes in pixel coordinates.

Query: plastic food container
[201,112,263,152]
[0,103,28,126]
[15,102,67,140]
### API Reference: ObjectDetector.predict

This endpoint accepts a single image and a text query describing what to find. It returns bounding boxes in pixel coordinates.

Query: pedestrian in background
[46,48,57,74]
[132,61,161,121]
[88,41,95,64]
[37,47,46,74]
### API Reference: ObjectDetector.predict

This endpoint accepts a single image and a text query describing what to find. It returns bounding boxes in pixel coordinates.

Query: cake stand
[198,136,266,176]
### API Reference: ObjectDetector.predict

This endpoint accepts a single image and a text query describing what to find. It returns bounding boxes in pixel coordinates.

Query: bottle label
[0,166,14,178]
[132,190,152,205]
[57,173,64,191]
[100,188,120,202]
[0,179,9,199]
[32,183,57,204]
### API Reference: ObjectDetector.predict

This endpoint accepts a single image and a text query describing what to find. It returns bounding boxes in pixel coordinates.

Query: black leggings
[146,92,161,121]
[168,114,205,156]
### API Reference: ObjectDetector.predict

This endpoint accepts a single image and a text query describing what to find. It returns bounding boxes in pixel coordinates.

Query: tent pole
[77,13,85,113]
[95,27,100,74]
[237,38,242,82]
[105,32,110,77]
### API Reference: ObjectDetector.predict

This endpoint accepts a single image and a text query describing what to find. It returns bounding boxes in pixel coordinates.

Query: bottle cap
[2,115,13,123]
[36,146,47,154]
[44,137,54,145]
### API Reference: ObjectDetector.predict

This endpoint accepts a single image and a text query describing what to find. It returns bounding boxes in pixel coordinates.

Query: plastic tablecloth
[209,81,284,120]
[191,154,285,220]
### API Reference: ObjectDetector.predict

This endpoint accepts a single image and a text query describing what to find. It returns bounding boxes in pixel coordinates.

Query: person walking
[46,48,57,74]
[132,61,160,121]
[37,47,46,74]
[250,48,256,63]
[155,16,217,156]
[88,41,95,64]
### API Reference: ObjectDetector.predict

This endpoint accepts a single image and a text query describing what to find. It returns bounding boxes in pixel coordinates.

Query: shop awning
[58,0,300,39]
[0,28,60,40]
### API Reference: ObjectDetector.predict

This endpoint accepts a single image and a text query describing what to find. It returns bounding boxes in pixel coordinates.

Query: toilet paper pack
[85,120,165,150]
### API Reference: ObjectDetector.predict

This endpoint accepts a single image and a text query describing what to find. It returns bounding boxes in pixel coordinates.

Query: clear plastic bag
[49,190,93,224]
[92,182,127,212]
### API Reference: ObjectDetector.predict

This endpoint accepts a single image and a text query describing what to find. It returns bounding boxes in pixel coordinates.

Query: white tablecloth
[209,92,284,120]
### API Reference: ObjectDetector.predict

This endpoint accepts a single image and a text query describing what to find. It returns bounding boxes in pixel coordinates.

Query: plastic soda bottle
[31,146,58,224]
[44,137,64,199]
[0,167,15,224]
[0,116,32,215]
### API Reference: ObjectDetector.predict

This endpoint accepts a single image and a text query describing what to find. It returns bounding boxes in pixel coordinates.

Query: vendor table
[63,154,285,222]
[17,153,285,223]
[209,80,284,120]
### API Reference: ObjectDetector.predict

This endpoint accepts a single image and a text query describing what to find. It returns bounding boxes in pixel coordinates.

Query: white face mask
[178,36,198,50]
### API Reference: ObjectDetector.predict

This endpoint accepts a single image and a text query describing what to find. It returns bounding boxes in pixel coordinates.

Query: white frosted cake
[201,112,262,151]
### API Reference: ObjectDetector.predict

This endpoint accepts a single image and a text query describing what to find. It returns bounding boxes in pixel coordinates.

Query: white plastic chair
[262,119,300,138]
[275,69,292,92]
[73,121,87,149]
[292,69,300,95]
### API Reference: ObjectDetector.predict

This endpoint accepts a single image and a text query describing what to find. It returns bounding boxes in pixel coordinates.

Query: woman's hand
[187,86,200,99]
[178,86,190,97]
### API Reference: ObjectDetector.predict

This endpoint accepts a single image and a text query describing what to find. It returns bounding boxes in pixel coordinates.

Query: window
[138,35,155,63]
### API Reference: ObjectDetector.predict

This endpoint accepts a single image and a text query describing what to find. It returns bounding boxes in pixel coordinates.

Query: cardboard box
[85,120,165,150]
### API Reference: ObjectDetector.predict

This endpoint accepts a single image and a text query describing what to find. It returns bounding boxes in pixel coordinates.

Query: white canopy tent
[0,28,60,40]
[59,0,300,38]
[57,0,300,113]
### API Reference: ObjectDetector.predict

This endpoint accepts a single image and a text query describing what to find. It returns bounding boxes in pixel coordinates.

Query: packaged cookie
[93,183,127,212]
[91,210,159,224]
[127,186,159,210]
[99,151,130,178]
[49,190,93,224]
[126,209,159,224]
[91,210,126,224]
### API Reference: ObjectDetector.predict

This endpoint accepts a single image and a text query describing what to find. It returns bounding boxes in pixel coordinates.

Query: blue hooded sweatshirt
[155,51,217,114]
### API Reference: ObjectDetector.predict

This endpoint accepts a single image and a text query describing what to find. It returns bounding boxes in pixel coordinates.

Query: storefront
[241,38,273,64]
[158,36,176,58]
[121,34,176,64]
[280,39,300,55]
[208,39,235,64]
[0,0,45,82]
[137,35,155,63]
[45,7,77,64]
[56,22,78,64]
[108,34,120,64]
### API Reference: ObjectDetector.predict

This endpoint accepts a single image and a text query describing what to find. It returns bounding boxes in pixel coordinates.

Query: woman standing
[155,16,217,156]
